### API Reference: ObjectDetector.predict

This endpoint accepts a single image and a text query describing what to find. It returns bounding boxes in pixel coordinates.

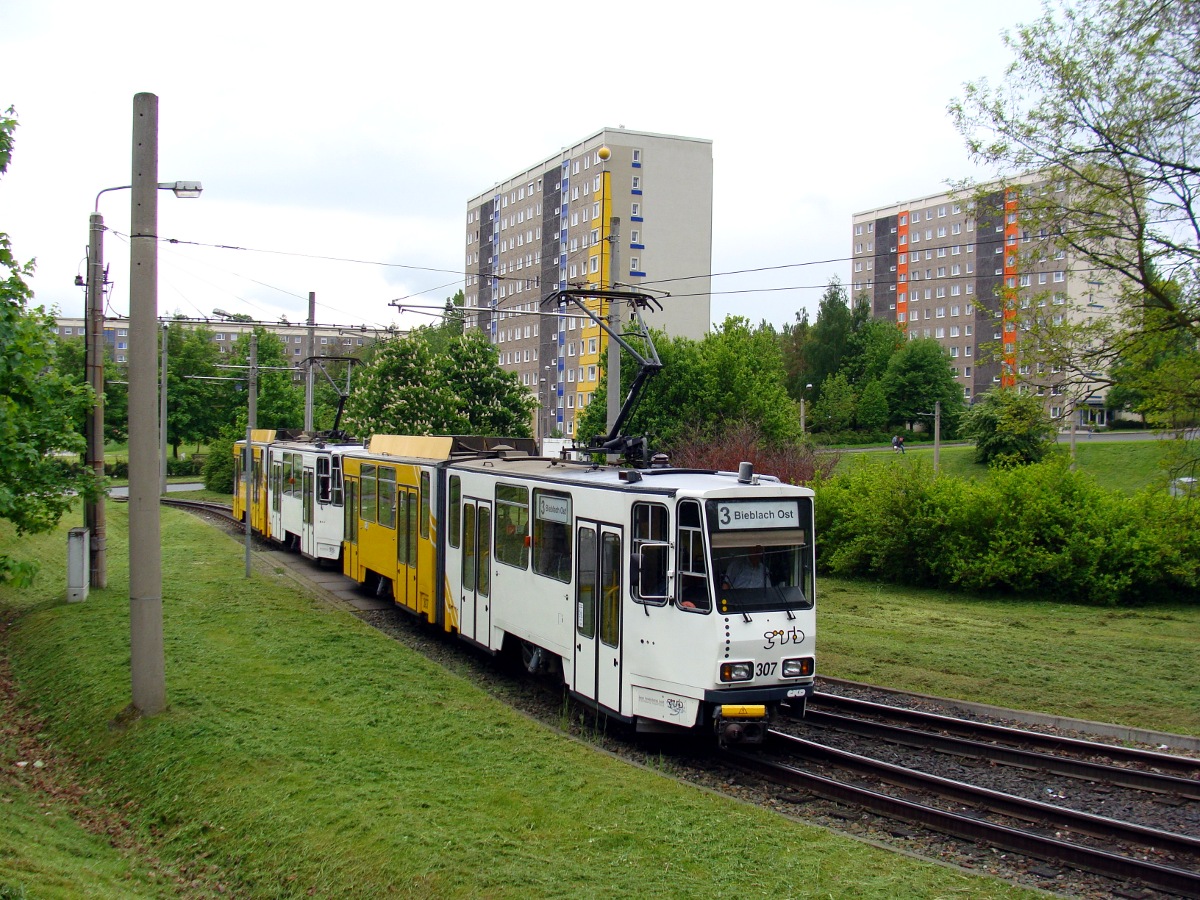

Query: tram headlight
[782,657,814,678]
[719,662,753,683]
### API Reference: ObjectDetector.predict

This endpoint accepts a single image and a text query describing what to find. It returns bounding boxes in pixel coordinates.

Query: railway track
[729,701,1200,897]
[158,497,241,527]
[805,693,1200,796]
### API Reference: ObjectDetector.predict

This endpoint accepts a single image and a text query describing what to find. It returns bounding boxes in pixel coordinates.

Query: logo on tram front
[762,627,805,649]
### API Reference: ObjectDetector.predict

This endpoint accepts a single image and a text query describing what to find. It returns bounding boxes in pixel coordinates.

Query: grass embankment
[839,439,1173,494]
[1,508,1040,899]
[819,578,1200,735]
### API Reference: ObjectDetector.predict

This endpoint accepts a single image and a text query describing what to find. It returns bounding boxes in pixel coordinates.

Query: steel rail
[810,692,1200,778]
[159,497,240,527]
[726,736,1200,898]
[804,708,1200,800]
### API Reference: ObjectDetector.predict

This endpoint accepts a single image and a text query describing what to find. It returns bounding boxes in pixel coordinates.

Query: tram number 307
[755,662,778,677]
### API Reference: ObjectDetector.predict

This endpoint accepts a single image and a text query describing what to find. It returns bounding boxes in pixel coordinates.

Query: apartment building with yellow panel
[465,128,713,440]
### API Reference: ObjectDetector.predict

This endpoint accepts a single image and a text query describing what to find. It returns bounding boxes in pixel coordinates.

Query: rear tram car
[233,429,361,563]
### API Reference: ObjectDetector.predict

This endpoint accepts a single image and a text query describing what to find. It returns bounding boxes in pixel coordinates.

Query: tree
[855,379,890,433]
[950,0,1200,457]
[344,327,533,438]
[805,278,855,398]
[166,321,224,454]
[810,372,856,433]
[0,108,95,584]
[960,388,1056,466]
[227,328,304,431]
[883,338,965,434]
[577,317,802,451]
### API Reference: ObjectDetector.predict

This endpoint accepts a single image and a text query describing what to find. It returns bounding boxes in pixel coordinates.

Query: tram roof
[447,456,815,498]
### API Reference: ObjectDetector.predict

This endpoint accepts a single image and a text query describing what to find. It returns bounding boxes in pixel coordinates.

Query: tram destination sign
[712,499,800,530]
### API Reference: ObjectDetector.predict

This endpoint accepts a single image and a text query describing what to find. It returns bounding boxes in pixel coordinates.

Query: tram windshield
[705,497,815,614]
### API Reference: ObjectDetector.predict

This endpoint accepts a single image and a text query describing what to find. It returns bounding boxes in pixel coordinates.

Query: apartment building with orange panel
[851,182,1111,425]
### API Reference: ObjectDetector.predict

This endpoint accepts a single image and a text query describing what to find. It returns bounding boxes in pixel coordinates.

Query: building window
[631,202,640,217]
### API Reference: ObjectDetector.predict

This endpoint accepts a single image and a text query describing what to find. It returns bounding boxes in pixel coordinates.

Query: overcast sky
[1,0,1046,334]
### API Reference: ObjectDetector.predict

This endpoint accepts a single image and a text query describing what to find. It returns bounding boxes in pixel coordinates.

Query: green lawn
[0,507,1043,899]
[832,437,1175,494]
[818,578,1200,735]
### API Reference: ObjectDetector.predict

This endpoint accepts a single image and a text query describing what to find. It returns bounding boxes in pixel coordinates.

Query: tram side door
[343,476,359,580]
[301,467,315,558]
[573,521,622,713]
[458,498,492,645]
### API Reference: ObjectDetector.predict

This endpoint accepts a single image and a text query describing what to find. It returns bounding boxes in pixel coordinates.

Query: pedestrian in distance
[898,435,905,454]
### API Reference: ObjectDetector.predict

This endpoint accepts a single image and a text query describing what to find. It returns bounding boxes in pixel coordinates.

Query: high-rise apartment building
[465,128,713,440]
[852,183,1111,425]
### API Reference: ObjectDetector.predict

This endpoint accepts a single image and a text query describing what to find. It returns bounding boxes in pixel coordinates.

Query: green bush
[815,456,1200,605]
[203,429,237,494]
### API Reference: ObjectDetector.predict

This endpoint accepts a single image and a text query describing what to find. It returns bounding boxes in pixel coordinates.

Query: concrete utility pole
[85,211,107,587]
[245,332,257,578]
[128,92,166,716]
[160,323,169,494]
[304,292,315,432]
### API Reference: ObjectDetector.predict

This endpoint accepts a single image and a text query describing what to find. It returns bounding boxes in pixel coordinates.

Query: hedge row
[103,456,206,479]
[814,458,1200,605]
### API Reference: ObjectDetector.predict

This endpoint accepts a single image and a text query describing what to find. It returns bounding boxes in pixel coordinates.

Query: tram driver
[722,545,771,589]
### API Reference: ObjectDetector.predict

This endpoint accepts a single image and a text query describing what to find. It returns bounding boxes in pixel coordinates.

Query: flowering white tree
[344,327,533,438]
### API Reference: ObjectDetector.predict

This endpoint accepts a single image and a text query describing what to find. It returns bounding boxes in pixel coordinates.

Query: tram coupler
[715,704,770,747]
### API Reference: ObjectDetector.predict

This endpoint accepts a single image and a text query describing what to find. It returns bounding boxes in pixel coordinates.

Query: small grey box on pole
[128,92,166,716]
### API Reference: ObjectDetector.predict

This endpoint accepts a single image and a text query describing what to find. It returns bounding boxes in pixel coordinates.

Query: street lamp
[84,176,202,589]
[800,383,813,434]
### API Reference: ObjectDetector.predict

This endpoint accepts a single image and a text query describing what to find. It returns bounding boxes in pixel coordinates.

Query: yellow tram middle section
[234,433,455,631]
[341,435,452,630]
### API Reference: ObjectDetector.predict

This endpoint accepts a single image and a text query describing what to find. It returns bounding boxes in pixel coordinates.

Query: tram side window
[344,478,358,544]
[478,505,491,598]
[378,466,397,529]
[317,456,331,504]
[407,489,418,557]
[676,499,711,612]
[331,456,344,506]
[632,501,669,604]
[495,483,530,569]
[234,450,242,502]
[532,489,571,582]
[462,503,476,591]
[420,472,431,539]
[360,464,378,524]
[576,526,597,639]
[448,476,461,549]
[396,491,408,564]
[283,454,293,498]
[271,462,282,513]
